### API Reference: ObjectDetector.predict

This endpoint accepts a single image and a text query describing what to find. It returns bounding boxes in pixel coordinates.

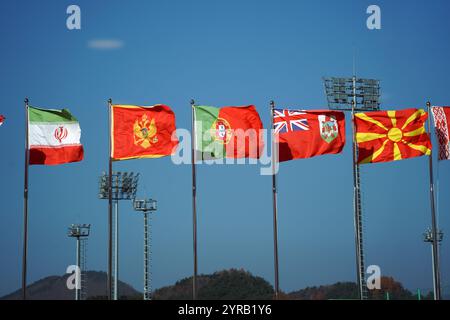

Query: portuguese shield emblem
[210,118,232,144]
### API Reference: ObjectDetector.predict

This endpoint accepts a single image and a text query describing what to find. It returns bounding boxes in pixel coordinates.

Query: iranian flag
[194,105,264,159]
[28,106,84,165]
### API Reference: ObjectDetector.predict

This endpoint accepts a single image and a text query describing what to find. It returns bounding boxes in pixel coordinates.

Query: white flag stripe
[29,123,81,147]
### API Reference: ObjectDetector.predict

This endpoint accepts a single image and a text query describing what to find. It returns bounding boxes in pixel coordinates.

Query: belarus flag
[28,106,84,165]
[432,106,450,160]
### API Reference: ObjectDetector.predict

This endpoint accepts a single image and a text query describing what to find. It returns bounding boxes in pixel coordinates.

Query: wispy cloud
[87,39,124,50]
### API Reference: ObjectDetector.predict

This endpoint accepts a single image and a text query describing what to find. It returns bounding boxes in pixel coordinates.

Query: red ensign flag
[111,105,178,160]
[273,109,346,162]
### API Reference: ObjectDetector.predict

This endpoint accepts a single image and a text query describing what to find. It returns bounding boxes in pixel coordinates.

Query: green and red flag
[194,105,264,159]
[28,106,84,165]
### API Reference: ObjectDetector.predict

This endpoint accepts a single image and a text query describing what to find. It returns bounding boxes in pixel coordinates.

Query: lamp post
[423,227,443,299]
[67,224,91,300]
[323,76,381,300]
[133,198,157,300]
[99,171,139,300]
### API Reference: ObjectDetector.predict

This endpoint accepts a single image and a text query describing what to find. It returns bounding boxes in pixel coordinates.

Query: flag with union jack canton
[273,108,346,162]
[273,109,310,133]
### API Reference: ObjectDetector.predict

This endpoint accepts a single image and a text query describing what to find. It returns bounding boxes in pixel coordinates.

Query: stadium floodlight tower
[423,227,444,299]
[99,171,139,300]
[323,76,381,300]
[67,224,91,300]
[133,198,157,300]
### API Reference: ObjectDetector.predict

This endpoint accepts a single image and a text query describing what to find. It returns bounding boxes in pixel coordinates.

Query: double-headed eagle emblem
[133,114,157,149]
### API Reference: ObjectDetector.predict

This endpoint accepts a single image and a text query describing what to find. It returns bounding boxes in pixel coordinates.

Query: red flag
[194,105,264,159]
[111,105,178,161]
[0,115,4,126]
[355,109,431,164]
[432,106,450,160]
[273,109,346,162]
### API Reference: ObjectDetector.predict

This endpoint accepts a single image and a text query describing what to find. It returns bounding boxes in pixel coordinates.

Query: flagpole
[426,101,441,300]
[108,98,113,300]
[351,78,366,300]
[190,99,198,300]
[22,97,30,300]
[270,100,280,300]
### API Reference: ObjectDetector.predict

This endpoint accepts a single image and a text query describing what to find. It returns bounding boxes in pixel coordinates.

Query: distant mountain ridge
[153,269,274,300]
[2,269,444,300]
[1,271,141,300]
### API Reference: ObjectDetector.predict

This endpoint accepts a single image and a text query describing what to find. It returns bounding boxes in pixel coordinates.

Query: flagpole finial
[108,98,112,105]
[24,98,29,104]
[270,100,275,109]
[190,99,195,106]
[426,101,431,108]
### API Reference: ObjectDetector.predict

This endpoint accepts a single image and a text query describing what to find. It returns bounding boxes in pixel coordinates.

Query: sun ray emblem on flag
[355,108,432,164]
[273,109,309,133]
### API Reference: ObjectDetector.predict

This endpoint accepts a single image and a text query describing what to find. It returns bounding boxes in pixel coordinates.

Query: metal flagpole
[351,77,366,300]
[270,100,280,299]
[190,99,198,300]
[143,211,149,300]
[114,199,119,300]
[76,235,80,300]
[426,101,441,300]
[108,98,113,300]
[22,97,30,300]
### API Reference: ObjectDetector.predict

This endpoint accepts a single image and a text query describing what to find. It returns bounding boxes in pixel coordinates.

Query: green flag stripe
[194,105,226,158]
[194,105,220,123]
[28,106,79,123]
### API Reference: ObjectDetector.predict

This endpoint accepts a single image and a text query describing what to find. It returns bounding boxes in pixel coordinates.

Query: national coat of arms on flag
[273,108,345,162]
[111,104,178,161]
[28,106,84,165]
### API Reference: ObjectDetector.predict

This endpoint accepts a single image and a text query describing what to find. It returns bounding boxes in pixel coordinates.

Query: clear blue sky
[0,0,449,297]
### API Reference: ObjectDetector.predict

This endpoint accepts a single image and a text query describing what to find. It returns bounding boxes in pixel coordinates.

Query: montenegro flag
[355,108,431,164]
[111,105,178,161]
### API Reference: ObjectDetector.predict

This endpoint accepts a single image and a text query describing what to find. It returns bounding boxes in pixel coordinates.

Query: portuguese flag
[194,105,264,159]
[28,106,84,165]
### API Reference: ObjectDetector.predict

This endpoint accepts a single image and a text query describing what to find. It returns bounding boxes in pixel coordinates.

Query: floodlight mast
[423,227,443,300]
[133,198,157,300]
[323,76,381,300]
[67,224,91,300]
[99,171,139,300]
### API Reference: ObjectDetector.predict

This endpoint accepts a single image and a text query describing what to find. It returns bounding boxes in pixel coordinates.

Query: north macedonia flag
[355,109,431,164]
